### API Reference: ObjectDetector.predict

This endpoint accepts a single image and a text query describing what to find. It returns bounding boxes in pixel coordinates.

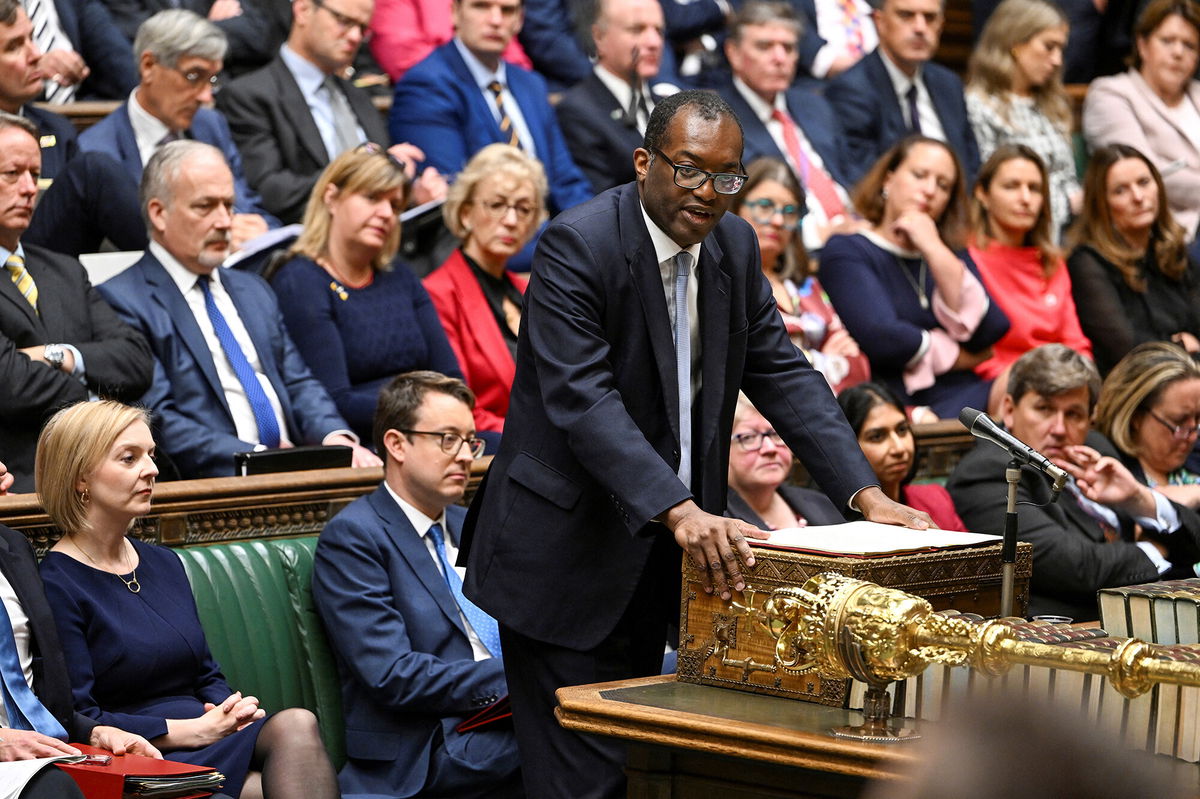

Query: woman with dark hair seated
[838,382,967,531]
[729,157,869,394]
[725,394,844,529]
[270,145,462,444]
[1067,144,1200,374]
[820,136,1010,420]
[36,402,337,799]
[1095,342,1200,509]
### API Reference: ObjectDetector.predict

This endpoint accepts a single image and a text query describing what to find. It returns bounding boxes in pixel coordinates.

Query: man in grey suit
[217,0,444,224]
[0,112,152,492]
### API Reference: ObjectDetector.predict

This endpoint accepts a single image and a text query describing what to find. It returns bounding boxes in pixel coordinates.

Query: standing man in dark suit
[824,0,979,185]
[390,0,592,217]
[948,344,1200,622]
[78,10,277,250]
[717,1,858,252]
[313,372,521,799]
[462,89,931,799]
[0,113,152,492]
[97,141,381,479]
[556,0,671,193]
[218,0,444,225]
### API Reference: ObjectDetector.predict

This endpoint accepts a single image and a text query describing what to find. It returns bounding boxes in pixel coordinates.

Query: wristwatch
[43,344,65,370]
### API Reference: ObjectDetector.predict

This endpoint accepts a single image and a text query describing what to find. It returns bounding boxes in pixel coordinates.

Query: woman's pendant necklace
[76,538,140,594]
[897,255,930,310]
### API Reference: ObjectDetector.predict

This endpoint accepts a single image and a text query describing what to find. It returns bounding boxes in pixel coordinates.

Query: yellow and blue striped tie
[5,254,37,313]
[487,81,521,150]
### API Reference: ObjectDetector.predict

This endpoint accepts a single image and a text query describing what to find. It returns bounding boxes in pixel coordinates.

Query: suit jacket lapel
[866,53,906,137]
[367,488,470,636]
[442,45,505,143]
[142,257,230,417]
[114,105,145,180]
[0,253,42,333]
[508,71,549,156]
[696,236,729,463]
[341,76,388,143]
[271,59,330,167]
[621,187,680,438]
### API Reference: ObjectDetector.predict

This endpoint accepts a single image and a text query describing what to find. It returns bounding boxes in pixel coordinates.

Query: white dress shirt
[0,567,33,728]
[639,201,701,400]
[279,44,366,161]
[878,49,946,144]
[453,37,538,158]
[594,64,654,135]
[127,89,175,167]
[384,482,493,663]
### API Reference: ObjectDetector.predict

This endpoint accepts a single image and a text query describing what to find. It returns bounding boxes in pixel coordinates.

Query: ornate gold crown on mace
[744,572,1200,743]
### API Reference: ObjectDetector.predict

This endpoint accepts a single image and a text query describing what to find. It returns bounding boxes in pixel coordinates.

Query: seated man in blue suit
[312,371,521,799]
[78,9,277,252]
[390,0,591,218]
[717,1,858,252]
[824,0,979,186]
[98,141,381,479]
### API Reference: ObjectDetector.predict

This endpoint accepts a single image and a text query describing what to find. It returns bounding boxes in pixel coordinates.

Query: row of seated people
[728,342,1200,625]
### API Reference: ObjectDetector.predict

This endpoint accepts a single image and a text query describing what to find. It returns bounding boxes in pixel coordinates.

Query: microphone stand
[1001,457,1022,619]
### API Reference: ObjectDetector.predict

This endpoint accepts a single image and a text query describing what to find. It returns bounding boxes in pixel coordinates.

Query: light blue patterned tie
[199,277,281,448]
[0,599,66,739]
[674,251,693,489]
[428,523,502,657]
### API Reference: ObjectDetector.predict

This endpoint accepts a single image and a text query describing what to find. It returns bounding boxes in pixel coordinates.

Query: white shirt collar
[731,75,785,125]
[151,240,223,296]
[128,87,172,165]
[383,480,446,538]
[638,198,702,267]
[453,36,508,91]
[878,47,924,97]
[279,42,330,99]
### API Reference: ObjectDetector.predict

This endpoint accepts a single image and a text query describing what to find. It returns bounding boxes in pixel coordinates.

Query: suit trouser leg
[499,558,673,799]
[23,766,84,799]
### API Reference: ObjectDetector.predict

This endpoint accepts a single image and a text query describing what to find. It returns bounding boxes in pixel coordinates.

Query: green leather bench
[175,537,347,768]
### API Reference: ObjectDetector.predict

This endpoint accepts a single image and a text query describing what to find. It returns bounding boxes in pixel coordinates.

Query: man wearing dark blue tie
[311,371,520,799]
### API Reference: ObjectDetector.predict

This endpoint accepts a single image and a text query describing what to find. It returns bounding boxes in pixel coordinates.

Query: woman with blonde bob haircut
[270,145,462,444]
[37,402,339,799]
[423,144,547,445]
[967,0,1079,238]
[1095,342,1200,507]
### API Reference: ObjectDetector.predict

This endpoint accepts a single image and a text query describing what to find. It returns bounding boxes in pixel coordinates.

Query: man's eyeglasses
[742,197,805,226]
[651,147,747,195]
[165,64,221,91]
[313,0,373,40]
[473,198,536,222]
[400,429,487,459]
[1147,410,1200,440]
[731,429,786,452]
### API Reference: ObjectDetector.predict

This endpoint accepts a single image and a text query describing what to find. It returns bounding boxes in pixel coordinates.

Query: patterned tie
[428,523,502,657]
[906,84,922,134]
[0,599,67,739]
[772,109,847,221]
[5,254,37,313]
[840,0,865,56]
[324,76,362,158]
[198,277,281,448]
[23,0,77,104]
[487,80,521,149]
[673,251,693,489]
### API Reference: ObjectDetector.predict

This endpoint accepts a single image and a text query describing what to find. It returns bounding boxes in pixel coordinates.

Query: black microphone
[958,407,1069,496]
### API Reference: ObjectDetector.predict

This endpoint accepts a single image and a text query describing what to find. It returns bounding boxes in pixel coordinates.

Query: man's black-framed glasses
[731,429,785,452]
[1147,410,1200,440]
[400,429,487,459]
[651,147,747,195]
[313,0,373,40]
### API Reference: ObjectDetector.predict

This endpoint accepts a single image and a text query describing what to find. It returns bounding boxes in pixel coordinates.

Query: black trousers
[22,767,83,799]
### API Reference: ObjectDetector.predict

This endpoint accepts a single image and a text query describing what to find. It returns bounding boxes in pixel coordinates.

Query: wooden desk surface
[556,675,917,783]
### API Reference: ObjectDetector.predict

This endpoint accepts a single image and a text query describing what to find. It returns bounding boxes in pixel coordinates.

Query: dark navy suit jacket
[53,0,138,100]
[24,105,77,181]
[462,182,878,650]
[824,49,981,185]
[717,80,854,190]
[77,104,278,223]
[97,253,347,479]
[389,42,592,215]
[312,493,518,798]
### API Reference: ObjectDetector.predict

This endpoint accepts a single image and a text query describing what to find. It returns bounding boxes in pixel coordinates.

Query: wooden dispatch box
[676,541,1033,706]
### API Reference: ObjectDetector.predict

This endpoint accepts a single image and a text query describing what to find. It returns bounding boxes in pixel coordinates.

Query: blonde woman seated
[968,144,1093,390]
[270,145,463,444]
[729,158,869,394]
[1095,342,1200,508]
[725,395,844,530]
[37,402,338,799]
[423,144,548,446]
[966,0,1080,238]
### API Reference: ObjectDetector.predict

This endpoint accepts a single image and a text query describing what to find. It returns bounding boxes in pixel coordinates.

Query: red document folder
[455,695,512,733]
[56,744,220,799]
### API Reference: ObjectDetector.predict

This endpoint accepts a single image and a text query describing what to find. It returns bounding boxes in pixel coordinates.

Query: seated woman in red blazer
[423,145,548,445]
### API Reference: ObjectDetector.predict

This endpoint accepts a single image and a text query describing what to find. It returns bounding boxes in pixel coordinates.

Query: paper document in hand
[755,520,1000,557]
[0,755,82,799]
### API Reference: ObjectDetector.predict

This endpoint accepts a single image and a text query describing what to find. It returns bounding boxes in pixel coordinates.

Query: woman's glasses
[742,198,805,227]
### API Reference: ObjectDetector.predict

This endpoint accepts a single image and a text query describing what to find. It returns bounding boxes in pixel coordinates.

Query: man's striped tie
[5,254,38,313]
[487,81,521,149]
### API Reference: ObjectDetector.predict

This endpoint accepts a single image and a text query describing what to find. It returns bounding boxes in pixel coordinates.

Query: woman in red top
[968,144,1092,407]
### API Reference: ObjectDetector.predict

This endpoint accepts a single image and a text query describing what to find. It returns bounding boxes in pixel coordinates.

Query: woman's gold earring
[79,488,90,504]
[881,187,889,200]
